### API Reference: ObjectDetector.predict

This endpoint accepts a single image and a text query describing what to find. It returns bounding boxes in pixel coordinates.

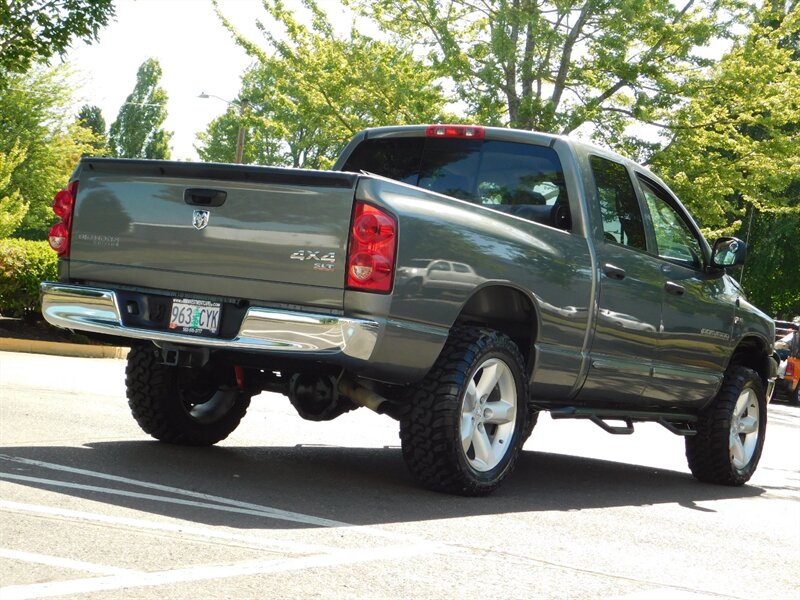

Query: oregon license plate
[168,299,221,336]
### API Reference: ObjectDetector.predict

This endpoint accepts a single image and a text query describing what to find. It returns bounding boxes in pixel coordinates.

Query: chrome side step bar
[549,407,697,436]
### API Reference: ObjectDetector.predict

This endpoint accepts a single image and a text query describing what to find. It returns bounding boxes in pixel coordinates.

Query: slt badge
[192,209,210,230]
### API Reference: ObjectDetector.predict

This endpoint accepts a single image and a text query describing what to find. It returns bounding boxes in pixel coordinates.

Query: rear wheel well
[728,336,770,386]
[454,285,537,373]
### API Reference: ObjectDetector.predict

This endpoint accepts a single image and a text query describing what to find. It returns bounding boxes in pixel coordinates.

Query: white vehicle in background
[396,259,484,297]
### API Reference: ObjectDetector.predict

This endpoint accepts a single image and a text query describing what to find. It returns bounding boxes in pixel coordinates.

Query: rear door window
[342,137,570,230]
[589,156,647,251]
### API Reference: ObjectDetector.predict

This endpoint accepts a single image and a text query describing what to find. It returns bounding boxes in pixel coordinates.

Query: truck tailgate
[68,160,358,309]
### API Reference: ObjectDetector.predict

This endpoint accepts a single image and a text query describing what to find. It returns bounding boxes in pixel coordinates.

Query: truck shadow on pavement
[0,441,763,530]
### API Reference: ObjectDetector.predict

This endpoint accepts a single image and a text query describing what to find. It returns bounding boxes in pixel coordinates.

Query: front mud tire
[400,327,532,496]
[125,345,250,446]
[685,366,766,486]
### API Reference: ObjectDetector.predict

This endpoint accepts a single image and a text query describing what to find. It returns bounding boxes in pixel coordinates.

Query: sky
[64,0,356,161]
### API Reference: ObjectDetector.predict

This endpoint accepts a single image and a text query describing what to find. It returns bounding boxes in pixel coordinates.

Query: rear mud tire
[125,345,250,446]
[685,366,766,486]
[400,327,532,496]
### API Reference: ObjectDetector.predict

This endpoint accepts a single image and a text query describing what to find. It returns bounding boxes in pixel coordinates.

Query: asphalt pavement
[1,349,799,599]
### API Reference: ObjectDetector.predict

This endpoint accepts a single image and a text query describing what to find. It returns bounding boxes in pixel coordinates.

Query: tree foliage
[0,66,100,239]
[0,0,115,77]
[649,2,800,317]
[0,142,28,237]
[108,58,172,159]
[200,0,450,168]
[742,208,800,318]
[346,0,748,147]
[76,104,108,154]
[0,238,58,317]
[651,4,800,233]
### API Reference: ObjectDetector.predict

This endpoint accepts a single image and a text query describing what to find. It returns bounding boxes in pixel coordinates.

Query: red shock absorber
[234,366,245,390]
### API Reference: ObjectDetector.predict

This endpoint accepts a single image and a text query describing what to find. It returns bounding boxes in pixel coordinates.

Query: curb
[0,337,129,359]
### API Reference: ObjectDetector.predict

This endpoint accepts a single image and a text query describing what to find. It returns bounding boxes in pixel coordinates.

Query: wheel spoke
[739,415,758,435]
[464,379,479,412]
[734,390,752,419]
[475,362,502,400]
[461,416,476,454]
[730,432,746,466]
[471,427,495,470]
[486,399,515,425]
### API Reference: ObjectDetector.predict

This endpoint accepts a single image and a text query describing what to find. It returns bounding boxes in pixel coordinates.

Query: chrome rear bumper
[40,283,380,360]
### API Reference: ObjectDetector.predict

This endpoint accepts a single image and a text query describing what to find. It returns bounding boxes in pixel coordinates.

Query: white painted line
[0,455,435,545]
[613,588,733,599]
[0,472,335,525]
[0,548,139,576]
[0,542,443,599]
[0,500,336,555]
[0,471,446,549]
[0,455,344,527]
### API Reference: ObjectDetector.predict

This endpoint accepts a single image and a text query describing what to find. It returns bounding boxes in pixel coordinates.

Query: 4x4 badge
[192,210,210,230]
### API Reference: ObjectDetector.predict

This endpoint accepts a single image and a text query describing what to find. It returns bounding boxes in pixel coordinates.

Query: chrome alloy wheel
[460,357,518,472]
[729,387,760,470]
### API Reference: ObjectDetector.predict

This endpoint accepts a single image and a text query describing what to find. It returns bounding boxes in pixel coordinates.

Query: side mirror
[711,236,747,269]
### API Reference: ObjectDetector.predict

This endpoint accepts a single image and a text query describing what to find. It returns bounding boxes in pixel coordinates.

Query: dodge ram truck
[41,124,777,495]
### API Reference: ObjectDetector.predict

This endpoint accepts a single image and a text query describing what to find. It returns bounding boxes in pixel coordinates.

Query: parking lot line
[0,472,342,525]
[0,548,138,576]
[0,455,442,546]
[0,500,337,554]
[0,542,443,599]
[0,455,344,527]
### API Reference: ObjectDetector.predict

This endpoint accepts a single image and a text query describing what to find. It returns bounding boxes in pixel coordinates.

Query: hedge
[0,238,58,318]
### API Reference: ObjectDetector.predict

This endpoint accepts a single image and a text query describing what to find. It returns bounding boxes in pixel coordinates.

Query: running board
[548,407,697,436]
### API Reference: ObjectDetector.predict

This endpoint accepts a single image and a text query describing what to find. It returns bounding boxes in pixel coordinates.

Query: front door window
[638,178,704,269]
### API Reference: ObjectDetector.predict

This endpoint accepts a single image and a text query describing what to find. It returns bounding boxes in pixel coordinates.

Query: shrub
[0,238,58,318]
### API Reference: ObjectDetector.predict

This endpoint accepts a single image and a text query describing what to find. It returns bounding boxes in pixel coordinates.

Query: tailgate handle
[184,188,227,207]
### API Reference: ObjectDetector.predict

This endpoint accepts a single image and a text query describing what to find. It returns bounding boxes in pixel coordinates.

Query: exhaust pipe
[337,376,400,419]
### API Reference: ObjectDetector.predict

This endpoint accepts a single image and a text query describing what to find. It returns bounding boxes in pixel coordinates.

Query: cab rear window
[341,137,571,230]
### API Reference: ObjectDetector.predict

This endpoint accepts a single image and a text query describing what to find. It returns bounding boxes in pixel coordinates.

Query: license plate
[168,299,221,336]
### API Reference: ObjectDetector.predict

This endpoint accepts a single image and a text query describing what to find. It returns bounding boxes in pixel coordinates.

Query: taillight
[786,361,796,378]
[48,222,70,254]
[426,124,485,139]
[346,202,397,293]
[48,180,77,257]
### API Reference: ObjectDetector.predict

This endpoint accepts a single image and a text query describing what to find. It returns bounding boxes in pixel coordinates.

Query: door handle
[665,281,685,296]
[603,263,626,280]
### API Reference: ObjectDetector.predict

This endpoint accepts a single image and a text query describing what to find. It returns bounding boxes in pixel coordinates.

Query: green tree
[650,2,800,316]
[0,142,28,237]
[76,104,108,154]
[742,209,800,318]
[0,0,115,77]
[108,58,172,159]
[143,128,170,160]
[197,89,288,166]
[651,5,800,232]
[347,0,749,148]
[201,0,449,168]
[0,66,99,239]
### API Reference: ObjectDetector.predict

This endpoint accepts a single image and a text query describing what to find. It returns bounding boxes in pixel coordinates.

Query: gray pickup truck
[41,124,776,495]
